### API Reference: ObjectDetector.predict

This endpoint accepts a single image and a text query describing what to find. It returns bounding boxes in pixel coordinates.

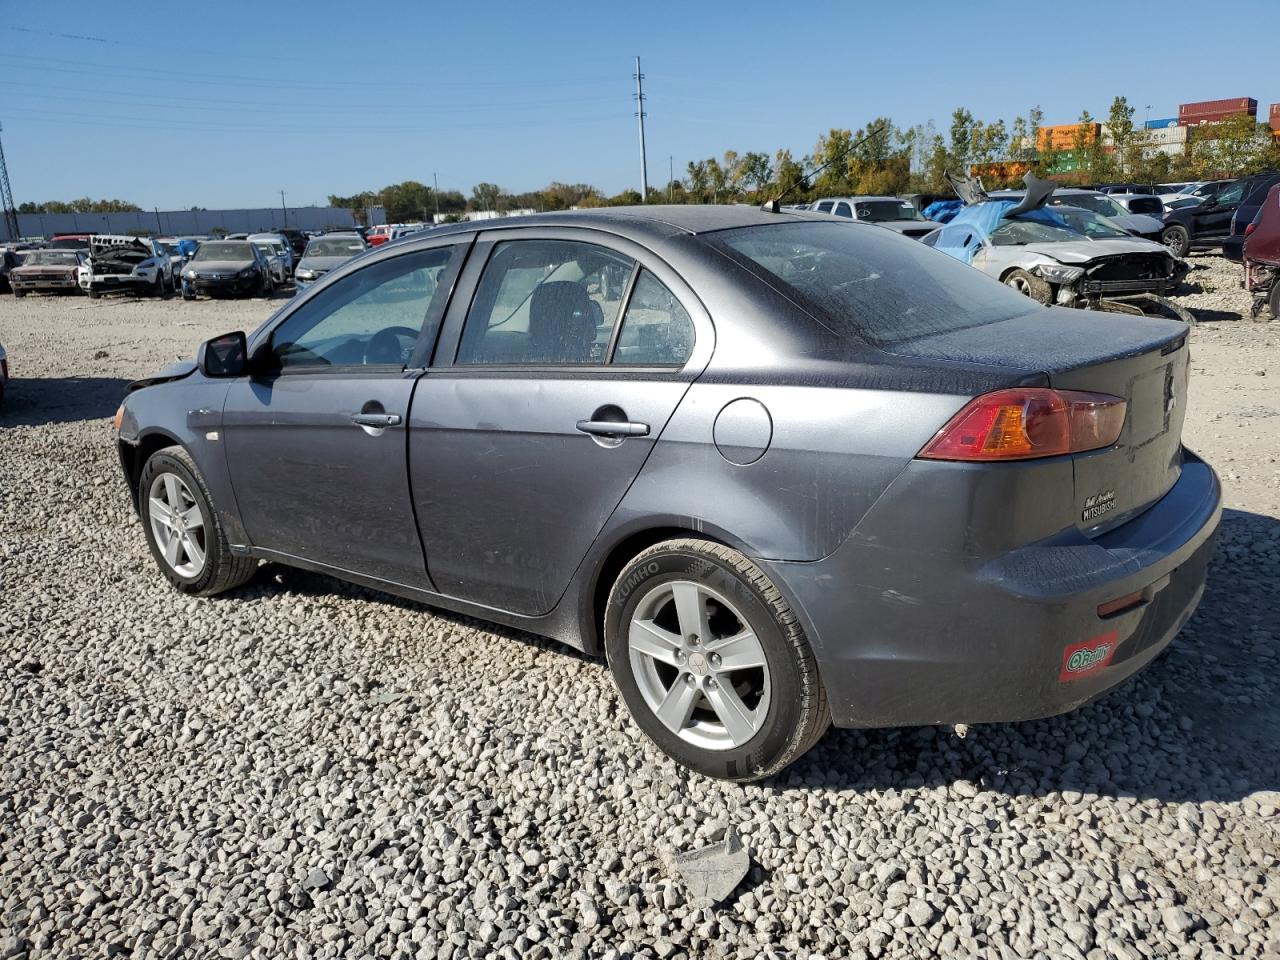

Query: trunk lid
[886,307,1189,535]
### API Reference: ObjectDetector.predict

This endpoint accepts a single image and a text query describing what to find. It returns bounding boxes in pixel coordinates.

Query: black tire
[1003,268,1053,305]
[13,289,25,298]
[88,288,100,299]
[258,272,271,298]
[183,290,196,302]
[1162,224,1190,258]
[604,538,830,782]
[138,446,257,596]
[1269,283,1279,323]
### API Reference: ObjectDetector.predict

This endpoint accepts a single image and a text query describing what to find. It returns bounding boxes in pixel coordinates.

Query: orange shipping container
[969,161,1031,182]
[1037,123,1100,151]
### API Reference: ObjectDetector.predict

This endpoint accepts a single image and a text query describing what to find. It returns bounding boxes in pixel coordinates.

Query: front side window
[613,271,694,366]
[456,239,634,365]
[834,203,853,218]
[270,248,454,369]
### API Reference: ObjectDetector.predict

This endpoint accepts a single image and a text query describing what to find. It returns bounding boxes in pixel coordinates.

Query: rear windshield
[715,221,1034,345]
[305,237,365,257]
[855,200,924,222]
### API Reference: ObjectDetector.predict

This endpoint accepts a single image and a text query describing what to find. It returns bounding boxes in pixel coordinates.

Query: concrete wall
[13,206,362,240]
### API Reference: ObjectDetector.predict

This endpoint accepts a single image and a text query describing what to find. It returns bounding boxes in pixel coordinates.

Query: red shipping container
[1179,97,1257,118]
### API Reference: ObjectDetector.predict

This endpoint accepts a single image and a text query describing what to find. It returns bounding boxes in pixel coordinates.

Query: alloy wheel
[1006,275,1032,295]
[148,472,207,578]
[627,580,771,750]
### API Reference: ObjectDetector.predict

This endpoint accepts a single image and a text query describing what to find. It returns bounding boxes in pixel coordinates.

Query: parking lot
[1,253,1278,959]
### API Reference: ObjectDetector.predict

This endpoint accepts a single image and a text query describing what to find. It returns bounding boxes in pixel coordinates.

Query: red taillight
[1244,222,1256,237]
[918,388,1127,462]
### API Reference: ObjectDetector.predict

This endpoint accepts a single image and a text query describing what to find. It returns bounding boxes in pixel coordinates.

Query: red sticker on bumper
[1059,632,1118,682]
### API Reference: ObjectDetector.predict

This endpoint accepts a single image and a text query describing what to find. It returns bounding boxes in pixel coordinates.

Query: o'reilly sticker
[1059,632,1118,682]
[1082,490,1117,523]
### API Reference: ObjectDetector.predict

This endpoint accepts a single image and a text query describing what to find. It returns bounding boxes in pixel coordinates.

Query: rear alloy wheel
[139,446,257,595]
[605,538,829,781]
[1162,224,1190,258]
[1268,283,1279,323]
[152,272,166,298]
[1003,268,1053,305]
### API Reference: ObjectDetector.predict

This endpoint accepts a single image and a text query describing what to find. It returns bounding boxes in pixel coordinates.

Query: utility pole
[668,155,673,202]
[0,122,20,242]
[280,189,288,228]
[433,172,440,221]
[154,207,163,235]
[634,56,648,199]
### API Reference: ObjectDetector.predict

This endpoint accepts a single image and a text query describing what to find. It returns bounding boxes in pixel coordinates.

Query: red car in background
[1243,183,1280,321]
[366,224,394,246]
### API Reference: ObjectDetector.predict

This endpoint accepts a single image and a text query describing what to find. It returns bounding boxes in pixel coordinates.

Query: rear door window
[456,239,635,365]
[612,270,694,366]
[834,202,853,218]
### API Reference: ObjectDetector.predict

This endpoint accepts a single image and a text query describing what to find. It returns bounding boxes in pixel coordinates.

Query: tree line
[333,96,1280,222]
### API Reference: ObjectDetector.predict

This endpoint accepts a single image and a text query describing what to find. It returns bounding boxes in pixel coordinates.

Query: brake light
[1244,222,1256,237]
[918,388,1127,461]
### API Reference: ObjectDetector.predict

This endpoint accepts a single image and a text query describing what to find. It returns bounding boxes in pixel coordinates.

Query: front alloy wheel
[148,472,206,578]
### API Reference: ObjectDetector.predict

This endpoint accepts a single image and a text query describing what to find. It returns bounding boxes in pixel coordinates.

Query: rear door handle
[576,419,649,438]
[351,413,402,428]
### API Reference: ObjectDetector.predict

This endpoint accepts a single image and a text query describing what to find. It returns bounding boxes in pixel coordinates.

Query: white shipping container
[1144,125,1189,145]
[1149,141,1186,157]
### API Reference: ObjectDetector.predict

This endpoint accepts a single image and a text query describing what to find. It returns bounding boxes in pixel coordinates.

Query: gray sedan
[114,206,1220,781]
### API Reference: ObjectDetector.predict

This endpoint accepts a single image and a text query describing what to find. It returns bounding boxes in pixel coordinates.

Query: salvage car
[1160,173,1280,256]
[0,248,20,291]
[293,233,367,289]
[810,196,936,238]
[115,204,1221,782]
[249,233,294,286]
[180,240,274,300]
[83,236,175,299]
[0,340,7,408]
[8,249,87,297]
[927,177,1189,316]
[990,188,1165,242]
[1242,183,1280,320]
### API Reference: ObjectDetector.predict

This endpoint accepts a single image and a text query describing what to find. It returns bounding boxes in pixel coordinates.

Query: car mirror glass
[198,331,248,378]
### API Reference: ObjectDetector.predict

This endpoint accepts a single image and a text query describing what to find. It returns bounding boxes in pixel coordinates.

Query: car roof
[412,205,830,244]
[814,196,901,203]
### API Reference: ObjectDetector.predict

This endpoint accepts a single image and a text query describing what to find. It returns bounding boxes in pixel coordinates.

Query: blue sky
[3,0,1278,210]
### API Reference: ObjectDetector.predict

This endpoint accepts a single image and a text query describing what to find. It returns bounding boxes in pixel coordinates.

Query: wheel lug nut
[706,678,718,689]
[684,674,696,687]
[710,654,721,668]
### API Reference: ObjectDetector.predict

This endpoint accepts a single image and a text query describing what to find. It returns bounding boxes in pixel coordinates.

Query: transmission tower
[633,57,648,199]
[0,123,18,242]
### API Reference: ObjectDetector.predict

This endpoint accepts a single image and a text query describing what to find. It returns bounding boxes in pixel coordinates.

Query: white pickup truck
[80,235,176,299]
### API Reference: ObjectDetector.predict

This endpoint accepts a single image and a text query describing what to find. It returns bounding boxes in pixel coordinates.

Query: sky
[2,0,1279,211]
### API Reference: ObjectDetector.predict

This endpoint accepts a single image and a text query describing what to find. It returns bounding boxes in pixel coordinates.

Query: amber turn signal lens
[918,388,1126,462]
[1098,591,1144,618]
[113,404,125,433]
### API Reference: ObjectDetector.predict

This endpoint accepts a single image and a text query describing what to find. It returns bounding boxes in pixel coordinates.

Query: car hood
[188,260,254,272]
[128,359,198,392]
[297,255,351,272]
[1111,213,1164,233]
[90,236,151,262]
[1020,237,1169,263]
[12,261,78,274]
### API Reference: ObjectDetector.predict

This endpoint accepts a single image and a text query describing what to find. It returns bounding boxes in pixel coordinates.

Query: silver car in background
[249,233,294,286]
[293,233,368,290]
[810,196,937,238]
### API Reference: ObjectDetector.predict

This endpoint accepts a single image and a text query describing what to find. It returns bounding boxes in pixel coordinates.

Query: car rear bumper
[760,450,1221,728]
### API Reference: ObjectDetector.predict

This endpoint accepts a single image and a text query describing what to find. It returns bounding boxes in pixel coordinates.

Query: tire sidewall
[1163,224,1189,256]
[138,449,222,595]
[604,547,810,781]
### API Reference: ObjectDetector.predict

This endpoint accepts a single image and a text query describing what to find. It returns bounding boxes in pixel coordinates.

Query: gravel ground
[1,263,1278,960]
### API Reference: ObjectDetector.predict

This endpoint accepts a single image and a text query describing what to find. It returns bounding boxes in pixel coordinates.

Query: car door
[1194,180,1246,240]
[408,230,711,616]
[221,242,466,585]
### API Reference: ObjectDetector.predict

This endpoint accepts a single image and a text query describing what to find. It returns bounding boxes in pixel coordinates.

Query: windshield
[22,250,81,266]
[305,237,365,257]
[192,242,253,261]
[1050,207,1131,239]
[1053,194,1125,217]
[253,242,283,255]
[855,200,924,222]
[48,238,88,249]
[988,219,1086,245]
[715,221,1035,346]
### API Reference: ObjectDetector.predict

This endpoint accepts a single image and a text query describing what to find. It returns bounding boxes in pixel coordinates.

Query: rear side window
[815,201,834,213]
[613,271,694,366]
[834,202,853,218]
[457,239,635,365]
[1128,196,1163,215]
[716,221,1034,345]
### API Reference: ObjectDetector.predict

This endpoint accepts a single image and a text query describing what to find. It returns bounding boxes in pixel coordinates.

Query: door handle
[576,419,649,438]
[351,413,402,428]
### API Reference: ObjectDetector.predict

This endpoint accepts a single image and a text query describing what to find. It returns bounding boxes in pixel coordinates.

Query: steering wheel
[364,326,420,365]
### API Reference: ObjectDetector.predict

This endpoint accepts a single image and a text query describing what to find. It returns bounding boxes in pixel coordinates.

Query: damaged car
[9,249,87,297]
[925,174,1190,320]
[1242,182,1280,321]
[83,235,176,299]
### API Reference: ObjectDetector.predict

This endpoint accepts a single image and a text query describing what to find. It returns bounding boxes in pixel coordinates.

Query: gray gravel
[2,277,1279,959]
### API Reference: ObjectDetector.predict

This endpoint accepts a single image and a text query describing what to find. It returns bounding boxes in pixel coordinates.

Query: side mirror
[197,331,247,378]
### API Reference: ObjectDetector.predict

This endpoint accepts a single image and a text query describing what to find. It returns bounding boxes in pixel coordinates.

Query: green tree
[949,107,975,173]
[740,152,773,195]
[469,182,507,213]
[1105,96,1136,178]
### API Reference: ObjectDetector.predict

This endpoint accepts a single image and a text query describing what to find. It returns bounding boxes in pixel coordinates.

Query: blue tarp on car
[932,200,1067,264]
[923,199,963,223]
